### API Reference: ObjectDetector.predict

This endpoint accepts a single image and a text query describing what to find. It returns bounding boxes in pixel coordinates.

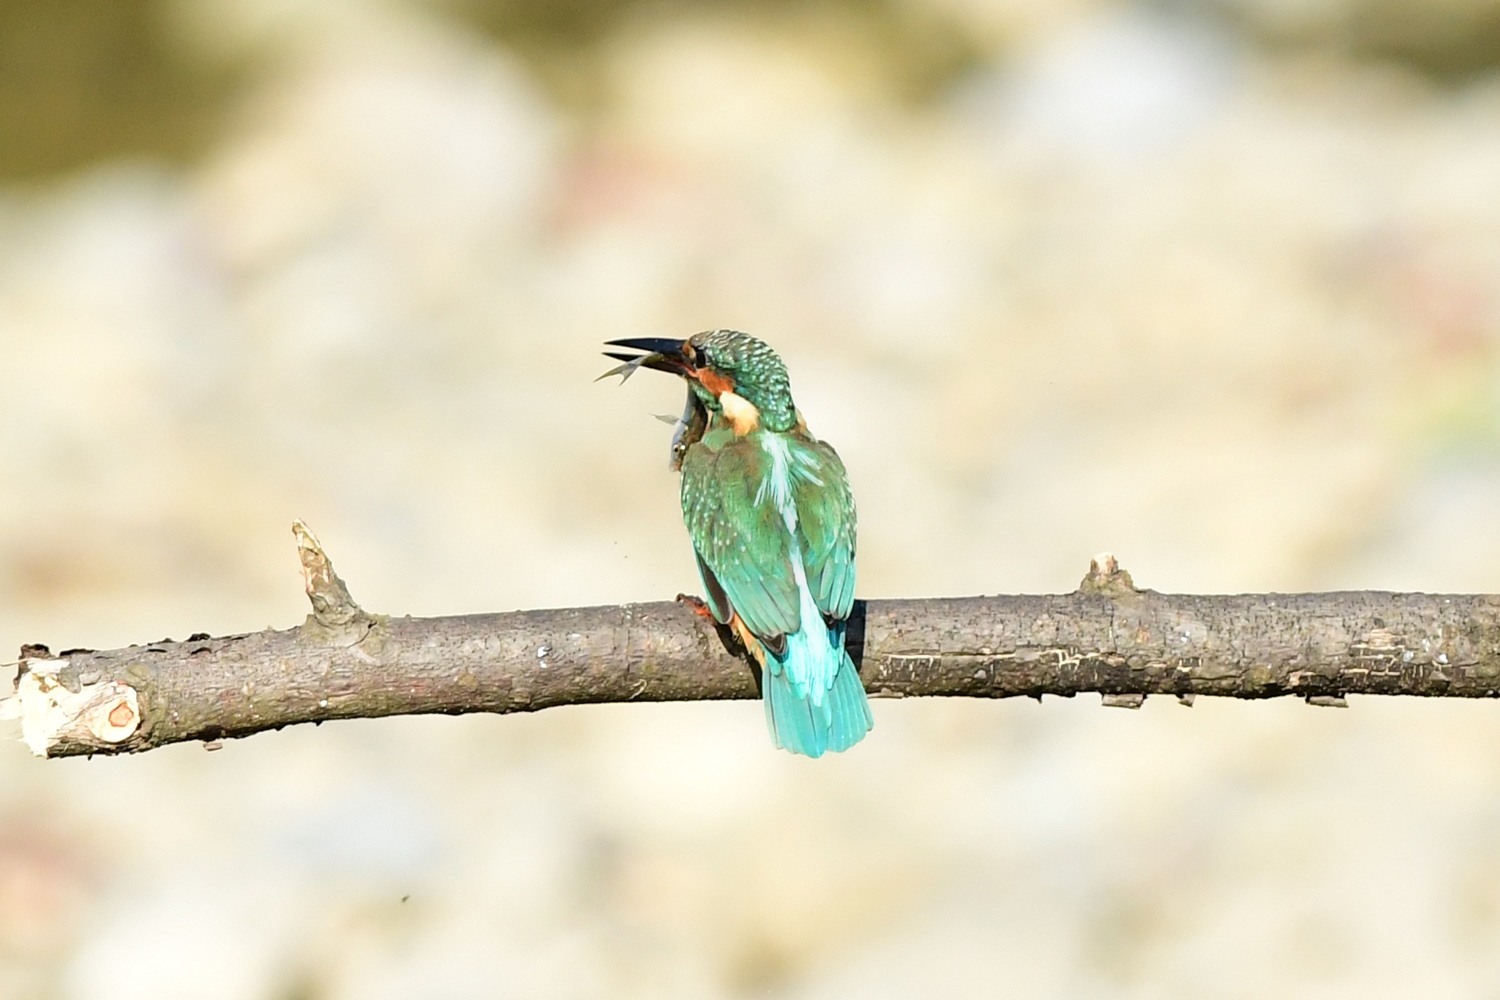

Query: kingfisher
[601,330,873,757]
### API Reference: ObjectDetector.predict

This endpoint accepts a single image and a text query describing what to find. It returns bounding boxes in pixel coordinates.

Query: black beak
[598,337,694,382]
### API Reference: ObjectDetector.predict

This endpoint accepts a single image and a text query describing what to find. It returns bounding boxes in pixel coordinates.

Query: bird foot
[675,593,717,621]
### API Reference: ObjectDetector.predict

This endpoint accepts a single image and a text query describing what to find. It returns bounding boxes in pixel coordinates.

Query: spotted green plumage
[603,328,872,756]
[681,425,856,641]
[677,332,870,757]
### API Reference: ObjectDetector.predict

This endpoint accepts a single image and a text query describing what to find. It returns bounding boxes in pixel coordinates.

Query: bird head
[601,329,797,433]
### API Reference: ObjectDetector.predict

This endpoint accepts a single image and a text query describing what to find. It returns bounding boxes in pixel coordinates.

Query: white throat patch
[719,391,761,435]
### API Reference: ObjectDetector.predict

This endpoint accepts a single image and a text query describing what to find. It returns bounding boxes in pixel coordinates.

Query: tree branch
[5,525,1500,758]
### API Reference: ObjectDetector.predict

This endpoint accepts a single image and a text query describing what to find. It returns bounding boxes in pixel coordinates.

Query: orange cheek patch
[696,369,735,395]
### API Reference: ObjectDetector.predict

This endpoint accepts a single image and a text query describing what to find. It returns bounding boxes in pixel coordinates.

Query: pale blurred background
[4,0,1500,996]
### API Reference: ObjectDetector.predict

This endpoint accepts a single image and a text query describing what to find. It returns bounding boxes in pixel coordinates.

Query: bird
[601,330,873,757]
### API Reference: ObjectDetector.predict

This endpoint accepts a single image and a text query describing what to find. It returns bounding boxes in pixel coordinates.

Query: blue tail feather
[763,622,872,758]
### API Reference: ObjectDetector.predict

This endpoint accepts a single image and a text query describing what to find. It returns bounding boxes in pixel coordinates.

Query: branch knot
[1078,552,1138,597]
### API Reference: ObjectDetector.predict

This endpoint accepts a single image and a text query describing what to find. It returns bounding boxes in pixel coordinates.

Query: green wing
[790,438,857,622]
[680,432,801,643]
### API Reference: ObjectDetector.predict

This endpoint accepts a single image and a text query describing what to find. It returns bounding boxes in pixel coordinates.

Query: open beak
[598,337,695,383]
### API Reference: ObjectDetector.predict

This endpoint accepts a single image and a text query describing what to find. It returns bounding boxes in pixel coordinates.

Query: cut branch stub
[293,519,365,629]
[1079,552,1137,597]
[16,654,141,756]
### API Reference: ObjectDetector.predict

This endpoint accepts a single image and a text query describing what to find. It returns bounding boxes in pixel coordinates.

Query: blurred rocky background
[4,0,1500,996]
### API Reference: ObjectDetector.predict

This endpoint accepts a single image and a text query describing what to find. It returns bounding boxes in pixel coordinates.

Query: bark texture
[6,529,1500,759]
